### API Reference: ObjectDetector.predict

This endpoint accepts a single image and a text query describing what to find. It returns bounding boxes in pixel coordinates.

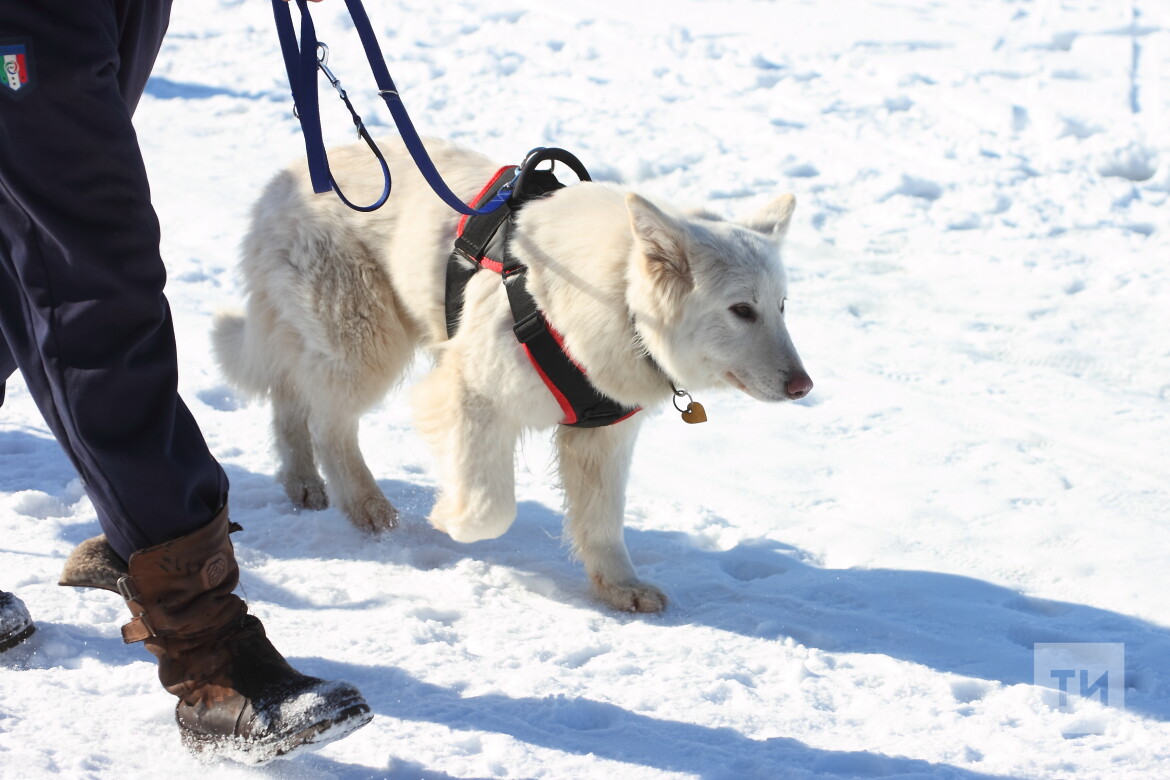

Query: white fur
[213,137,810,613]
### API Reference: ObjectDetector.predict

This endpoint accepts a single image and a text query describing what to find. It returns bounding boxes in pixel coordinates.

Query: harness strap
[505,273,639,427]
[454,167,520,270]
[445,157,641,429]
[446,166,518,337]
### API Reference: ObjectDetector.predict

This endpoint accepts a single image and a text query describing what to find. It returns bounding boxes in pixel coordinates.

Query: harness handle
[512,147,592,199]
[271,0,510,216]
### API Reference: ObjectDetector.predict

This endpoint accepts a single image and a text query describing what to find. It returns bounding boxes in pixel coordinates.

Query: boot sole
[181,699,373,765]
[0,622,35,653]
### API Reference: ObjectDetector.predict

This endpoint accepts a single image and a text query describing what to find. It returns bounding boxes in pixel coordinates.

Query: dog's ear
[742,193,796,240]
[627,193,693,298]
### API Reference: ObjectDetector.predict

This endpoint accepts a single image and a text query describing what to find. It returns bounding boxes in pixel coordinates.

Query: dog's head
[626,193,812,402]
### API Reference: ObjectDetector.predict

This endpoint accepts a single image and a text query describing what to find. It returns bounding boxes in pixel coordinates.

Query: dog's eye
[781,298,787,315]
[730,303,757,322]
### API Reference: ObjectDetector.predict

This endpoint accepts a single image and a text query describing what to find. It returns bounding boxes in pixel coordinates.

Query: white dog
[212,138,811,612]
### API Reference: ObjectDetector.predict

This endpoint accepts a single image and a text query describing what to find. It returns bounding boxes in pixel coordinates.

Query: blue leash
[271,0,509,215]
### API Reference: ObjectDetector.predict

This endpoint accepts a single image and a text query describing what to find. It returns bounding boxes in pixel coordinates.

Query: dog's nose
[785,374,813,400]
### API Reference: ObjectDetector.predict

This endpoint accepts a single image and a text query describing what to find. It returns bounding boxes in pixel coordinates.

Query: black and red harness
[444,149,640,428]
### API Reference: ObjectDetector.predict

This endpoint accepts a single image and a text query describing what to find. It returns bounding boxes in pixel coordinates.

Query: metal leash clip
[316,43,342,92]
[315,42,377,146]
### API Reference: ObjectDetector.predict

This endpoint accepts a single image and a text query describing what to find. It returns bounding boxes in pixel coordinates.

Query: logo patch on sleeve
[1,40,35,99]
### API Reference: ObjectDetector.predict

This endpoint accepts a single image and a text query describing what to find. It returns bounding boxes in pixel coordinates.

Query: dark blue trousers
[0,1,228,561]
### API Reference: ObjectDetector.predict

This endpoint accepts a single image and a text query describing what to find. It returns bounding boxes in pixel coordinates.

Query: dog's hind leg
[287,231,416,534]
[271,386,328,511]
[309,403,398,533]
[557,421,667,613]
[414,359,518,543]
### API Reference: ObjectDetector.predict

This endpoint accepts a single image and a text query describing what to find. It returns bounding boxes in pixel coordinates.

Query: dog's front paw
[346,495,399,533]
[428,495,513,542]
[594,578,668,613]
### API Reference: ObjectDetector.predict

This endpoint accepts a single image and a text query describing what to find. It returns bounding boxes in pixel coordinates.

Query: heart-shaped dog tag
[681,401,707,424]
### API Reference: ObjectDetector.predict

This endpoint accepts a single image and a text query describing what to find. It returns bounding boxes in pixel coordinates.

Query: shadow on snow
[290,659,1018,780]
[3,427,1168,777]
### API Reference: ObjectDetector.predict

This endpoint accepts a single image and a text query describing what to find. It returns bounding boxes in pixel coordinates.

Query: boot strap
[122,616,153,644]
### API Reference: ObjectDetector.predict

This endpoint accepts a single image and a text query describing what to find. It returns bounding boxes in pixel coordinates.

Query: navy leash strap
[271,0,509,216]
[272,0,332,197]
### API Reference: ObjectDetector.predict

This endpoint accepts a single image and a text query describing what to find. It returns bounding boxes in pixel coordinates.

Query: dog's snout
[785,374,813,400]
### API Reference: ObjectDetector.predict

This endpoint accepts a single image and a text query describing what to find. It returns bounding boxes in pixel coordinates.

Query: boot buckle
[115,574,139,603]
[116,575,157,642]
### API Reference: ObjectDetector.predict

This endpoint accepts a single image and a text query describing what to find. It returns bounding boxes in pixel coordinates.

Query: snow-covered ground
[2,1,1168,777]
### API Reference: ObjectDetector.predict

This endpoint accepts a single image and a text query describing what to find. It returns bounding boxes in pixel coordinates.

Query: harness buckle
[512,310,545,345]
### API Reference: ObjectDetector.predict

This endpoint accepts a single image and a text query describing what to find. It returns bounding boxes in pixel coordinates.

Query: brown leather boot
[61,509,372,763]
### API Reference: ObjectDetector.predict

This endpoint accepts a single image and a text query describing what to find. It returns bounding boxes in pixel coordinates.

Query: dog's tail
[211,308,268,399]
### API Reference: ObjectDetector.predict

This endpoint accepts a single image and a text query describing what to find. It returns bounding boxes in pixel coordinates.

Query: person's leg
[1,2,371,757]
[0,0,226,561]
[111,0,173,114]
[0,335,14,408]
[1,339,34,653]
